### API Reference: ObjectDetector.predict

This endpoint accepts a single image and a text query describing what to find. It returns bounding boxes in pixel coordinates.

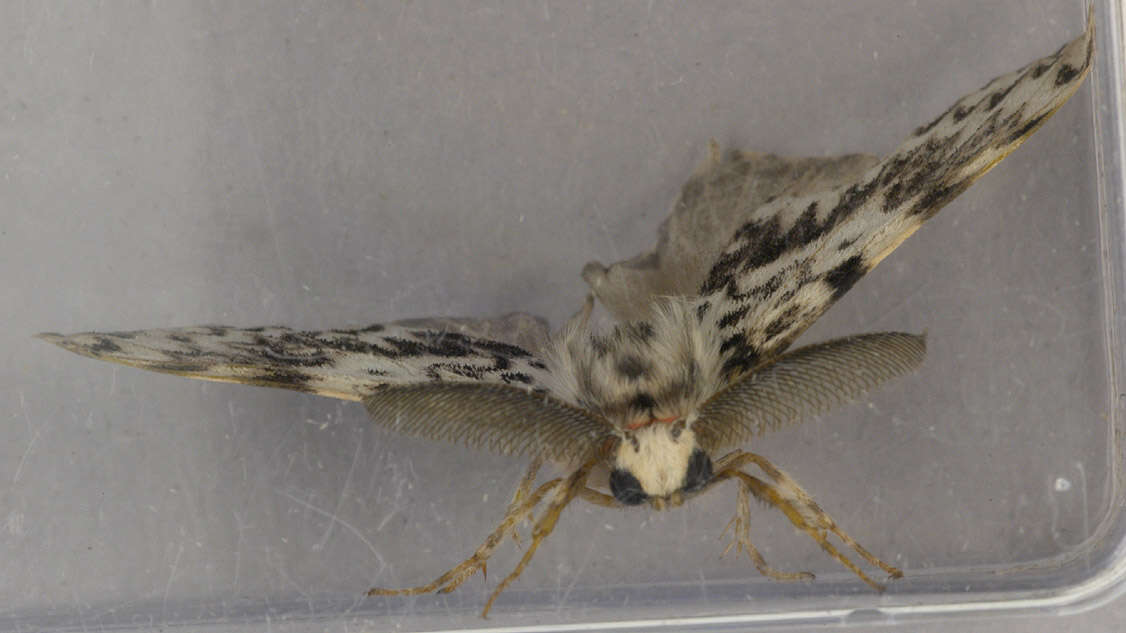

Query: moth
[41,12,1094,618]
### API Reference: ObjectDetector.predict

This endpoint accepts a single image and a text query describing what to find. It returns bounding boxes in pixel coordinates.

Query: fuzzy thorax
[547,298,723,425]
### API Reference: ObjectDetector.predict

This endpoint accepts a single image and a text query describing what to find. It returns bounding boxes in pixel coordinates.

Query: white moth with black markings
[41,11,1094,618]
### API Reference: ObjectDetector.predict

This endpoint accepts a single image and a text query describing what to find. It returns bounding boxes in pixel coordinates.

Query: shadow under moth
[41,12,1094,617]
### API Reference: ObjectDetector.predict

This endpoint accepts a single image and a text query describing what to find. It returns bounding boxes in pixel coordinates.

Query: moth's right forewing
[39,313,557,402]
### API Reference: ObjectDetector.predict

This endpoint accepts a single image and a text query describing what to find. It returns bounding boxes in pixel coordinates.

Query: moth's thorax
[615,424,699,498]
[547,299,723,425]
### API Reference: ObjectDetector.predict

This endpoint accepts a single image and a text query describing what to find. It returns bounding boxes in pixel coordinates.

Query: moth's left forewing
[698,13,1095,379]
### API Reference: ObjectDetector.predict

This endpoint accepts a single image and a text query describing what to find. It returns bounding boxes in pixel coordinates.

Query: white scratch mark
[312,439,363,551]
[13,393,40,484]
[276,489,386,570]
[161,541,185,612]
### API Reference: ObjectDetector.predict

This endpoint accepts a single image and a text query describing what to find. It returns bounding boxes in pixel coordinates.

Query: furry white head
[609,420,713,506]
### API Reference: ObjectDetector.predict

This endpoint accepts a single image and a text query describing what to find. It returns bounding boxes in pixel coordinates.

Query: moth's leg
[728,470,891,591]
[506,456,544,545]
[481,459,595,618]
[719,477,813,582]
[366,476,562,598]
[576,486,617,508]
[733,452,903,581]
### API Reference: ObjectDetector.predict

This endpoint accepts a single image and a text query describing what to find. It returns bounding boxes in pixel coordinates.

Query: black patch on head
[610,469,648,506]
[629,392,657,412]
[616,355,649,380]
[682,449,713,493]
[824,255,867,301]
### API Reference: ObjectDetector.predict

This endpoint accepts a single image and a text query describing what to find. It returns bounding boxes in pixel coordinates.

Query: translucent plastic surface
[4,1,1123,631]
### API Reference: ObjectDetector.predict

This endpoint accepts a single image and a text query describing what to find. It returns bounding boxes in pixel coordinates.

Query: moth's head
[608,416,713,509]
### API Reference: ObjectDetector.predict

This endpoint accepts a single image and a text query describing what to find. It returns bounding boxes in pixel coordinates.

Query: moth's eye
[609,468,648,505]
[681,449,713,493]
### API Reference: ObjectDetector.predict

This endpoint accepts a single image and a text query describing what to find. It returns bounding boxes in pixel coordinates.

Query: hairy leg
[367,473,562,598]
[720,477,813,582]
[576,486,618,508]
[506,456,544,546]
[712,450,902,588]
[482,459,596,617]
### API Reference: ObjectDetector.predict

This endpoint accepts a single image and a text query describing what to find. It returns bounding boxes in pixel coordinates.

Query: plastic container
[6,1,1124,630]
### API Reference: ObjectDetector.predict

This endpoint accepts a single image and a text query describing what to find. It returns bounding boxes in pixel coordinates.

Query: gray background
[1,1,1119,631]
